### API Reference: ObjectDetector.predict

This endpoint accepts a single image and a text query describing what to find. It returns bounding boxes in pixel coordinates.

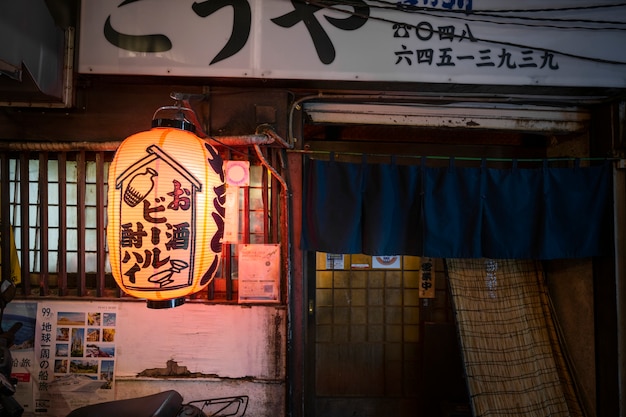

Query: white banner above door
[79,0,626,88]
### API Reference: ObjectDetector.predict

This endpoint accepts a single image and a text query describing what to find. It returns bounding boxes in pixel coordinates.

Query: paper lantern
[107,119,225,308]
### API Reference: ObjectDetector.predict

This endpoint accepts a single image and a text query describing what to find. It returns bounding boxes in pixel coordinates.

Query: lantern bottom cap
[147,297,185,309]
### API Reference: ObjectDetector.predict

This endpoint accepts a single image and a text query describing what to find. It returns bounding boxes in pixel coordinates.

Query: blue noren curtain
[301,157,612,259]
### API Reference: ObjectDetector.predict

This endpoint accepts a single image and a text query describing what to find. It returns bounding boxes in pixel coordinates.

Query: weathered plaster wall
[114,302,287,416]
[14,300,287,417]
[115,302,286,379]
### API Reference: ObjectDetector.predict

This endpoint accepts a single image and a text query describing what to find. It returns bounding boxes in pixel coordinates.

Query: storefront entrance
[298,101,602,417]
[308,254,468,417]
[311,253,420,417]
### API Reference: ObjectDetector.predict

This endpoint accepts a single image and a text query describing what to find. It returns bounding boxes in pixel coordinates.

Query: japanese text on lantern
[116,145,200,291]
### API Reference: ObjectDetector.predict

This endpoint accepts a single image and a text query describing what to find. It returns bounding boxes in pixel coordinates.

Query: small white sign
[325,254,344,270]
[225,160,250,187]
[419,257,436,299]
[223,185,239,243]
[372,256,401,269]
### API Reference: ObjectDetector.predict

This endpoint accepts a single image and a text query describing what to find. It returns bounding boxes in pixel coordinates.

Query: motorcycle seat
[65,390,183,417]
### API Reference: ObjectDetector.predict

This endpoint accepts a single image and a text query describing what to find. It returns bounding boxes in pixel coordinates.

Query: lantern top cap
[151,118,196,133]
[152,105,198,133]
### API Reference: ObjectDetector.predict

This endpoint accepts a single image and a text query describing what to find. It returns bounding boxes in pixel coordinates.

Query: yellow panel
[403,256,421,270]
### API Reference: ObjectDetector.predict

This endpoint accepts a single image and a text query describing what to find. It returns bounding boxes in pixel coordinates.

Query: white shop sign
[79,0,626,88]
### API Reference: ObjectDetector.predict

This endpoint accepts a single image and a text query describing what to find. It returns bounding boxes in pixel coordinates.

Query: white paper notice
[223,185,240,243]
[238,244,280,303]
[325,254,344,270]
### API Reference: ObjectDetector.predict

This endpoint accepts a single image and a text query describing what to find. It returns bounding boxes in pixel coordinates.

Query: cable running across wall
[370,0,626,27]
[299,0,626,65]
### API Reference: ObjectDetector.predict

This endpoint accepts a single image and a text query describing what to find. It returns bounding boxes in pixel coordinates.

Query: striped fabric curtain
[445,258,584,417]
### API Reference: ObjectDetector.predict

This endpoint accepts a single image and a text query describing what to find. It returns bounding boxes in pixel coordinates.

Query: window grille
[0,146,276,302]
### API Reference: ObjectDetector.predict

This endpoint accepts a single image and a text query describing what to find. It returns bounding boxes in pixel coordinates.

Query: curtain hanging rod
[288,149,618,163]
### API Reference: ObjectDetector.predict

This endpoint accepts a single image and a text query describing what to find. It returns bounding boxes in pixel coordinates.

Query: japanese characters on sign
[79,0,626,87]
[391,21,558,71]
[419,257,435,298]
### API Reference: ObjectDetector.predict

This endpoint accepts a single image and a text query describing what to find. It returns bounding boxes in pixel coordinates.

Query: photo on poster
[58,312,85,326]
[55,344,68,357]
[4,301,37,414]
[102,328,115,342]
[56,327,69,341]
[87,312,101,326]
[87,328,100,342]
[103,313,116,327]
[4,301,37,350]
[71,328,85,357]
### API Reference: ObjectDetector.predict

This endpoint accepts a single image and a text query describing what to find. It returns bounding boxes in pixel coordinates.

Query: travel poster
[34,302,117,416]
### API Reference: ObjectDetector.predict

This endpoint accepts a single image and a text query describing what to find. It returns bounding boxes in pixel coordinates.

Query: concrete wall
[116,303,286,416]
[114,303,286,379]
[114,302,287,416]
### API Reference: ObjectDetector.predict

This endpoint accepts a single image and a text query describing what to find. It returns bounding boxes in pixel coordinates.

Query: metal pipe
[256,124,293,149]
[0,141,123,152]
[0,153,11,293]
[0,131,285,152]
[205,134,277,147]
[615,161,626,417]
[253,144,290,305]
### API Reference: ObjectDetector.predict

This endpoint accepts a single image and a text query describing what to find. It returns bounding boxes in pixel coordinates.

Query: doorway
[298,100,588,417]
[307,254,468,417]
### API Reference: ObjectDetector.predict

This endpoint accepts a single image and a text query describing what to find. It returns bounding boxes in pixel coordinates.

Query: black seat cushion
[66,390,183,417]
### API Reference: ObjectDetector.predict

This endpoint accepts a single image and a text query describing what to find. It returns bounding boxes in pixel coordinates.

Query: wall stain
[137,359,255,381]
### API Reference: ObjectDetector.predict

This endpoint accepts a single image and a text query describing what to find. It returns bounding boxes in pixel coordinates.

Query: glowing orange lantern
[107,114,225,308]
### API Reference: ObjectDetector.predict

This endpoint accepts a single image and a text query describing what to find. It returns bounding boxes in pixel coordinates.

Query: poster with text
[34,302,117,416]
[5,301,37,415]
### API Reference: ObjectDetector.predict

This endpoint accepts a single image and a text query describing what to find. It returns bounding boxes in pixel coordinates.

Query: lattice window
[0,146,277,302]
